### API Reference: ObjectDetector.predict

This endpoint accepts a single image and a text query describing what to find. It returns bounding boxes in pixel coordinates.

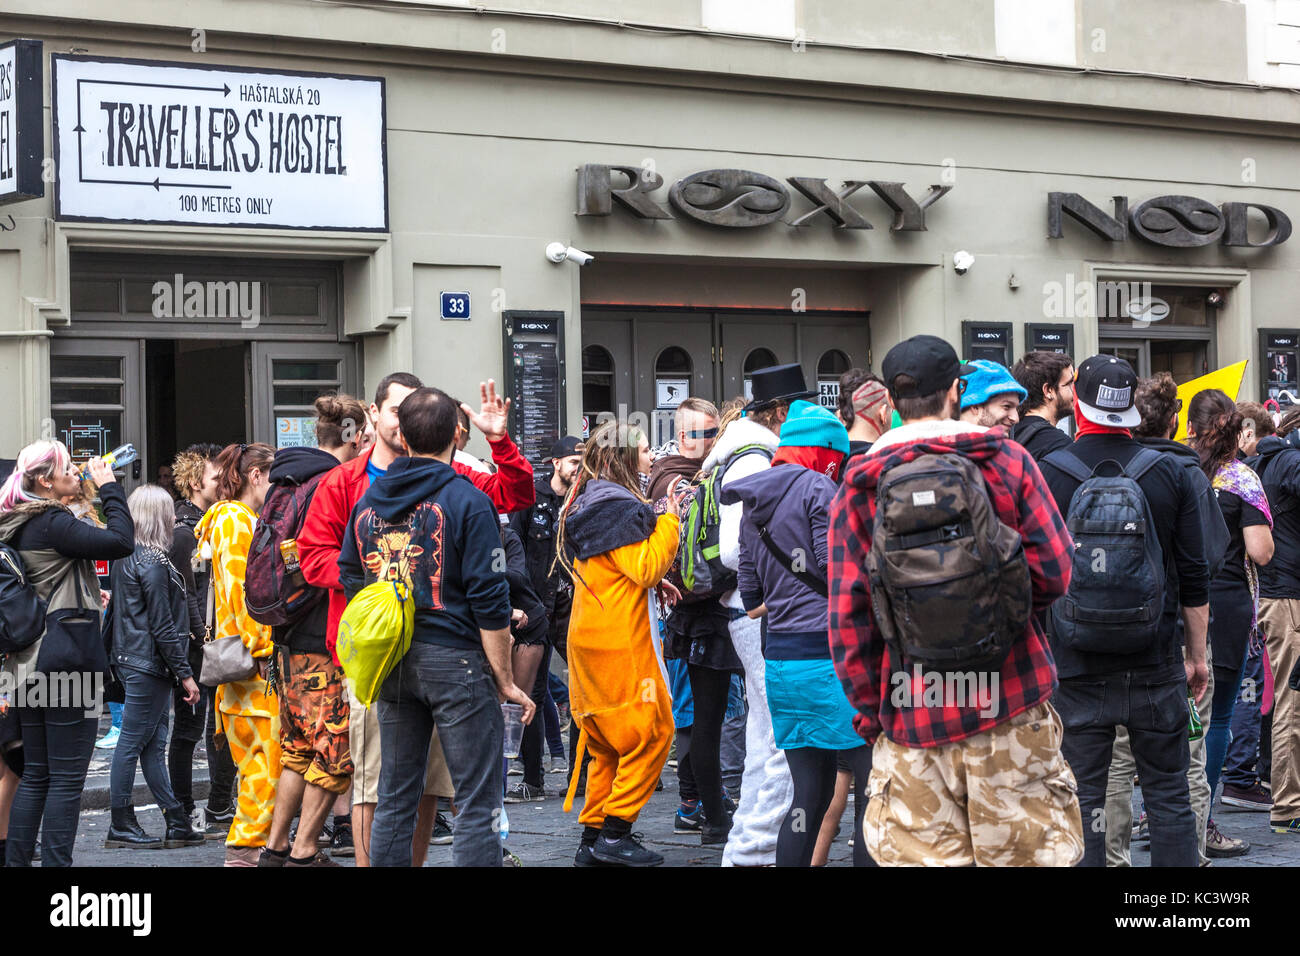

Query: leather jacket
[109,545,193,682]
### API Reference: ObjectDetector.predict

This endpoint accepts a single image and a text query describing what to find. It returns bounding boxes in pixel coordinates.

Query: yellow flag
[1175,360,1248,441]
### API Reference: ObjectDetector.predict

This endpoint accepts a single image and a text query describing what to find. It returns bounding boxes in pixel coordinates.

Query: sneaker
[206,804,235,824]
[317,820,335,848]
[502,848,524,867]
[701,821,732,847]
[574,841,616,867]
[285,850,341,868]
[547,756,569,775]
[431,812,454,845]
[94,726,121,749]
[330,821,354,858]
[507,763,524,777]
[1221,782,1272,812]
[674,803,704,833]
[504,781,545,804]
[1205,819,1250,858]
[1270,817,1300,835]
[257,848,289,867]
[590,832,663,867]
[201,807,232,840]
[1131,813,1149,844]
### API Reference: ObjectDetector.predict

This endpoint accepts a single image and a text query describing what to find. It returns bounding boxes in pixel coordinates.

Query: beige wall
[0,4,1296,455]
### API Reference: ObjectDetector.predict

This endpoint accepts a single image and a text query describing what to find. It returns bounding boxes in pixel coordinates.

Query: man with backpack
[1251,410,1300,836]
[339,387,534,867]
[829,334,1083,867]
[1038,355,1210,867]
[253,394,367,866]
[1100,372,1233,865]
[298,373,535,866]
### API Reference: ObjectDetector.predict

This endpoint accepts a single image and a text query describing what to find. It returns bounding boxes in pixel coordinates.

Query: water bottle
[82,443,138,476]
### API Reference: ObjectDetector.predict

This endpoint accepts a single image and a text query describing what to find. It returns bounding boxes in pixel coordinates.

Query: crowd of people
[0,334,1296,868]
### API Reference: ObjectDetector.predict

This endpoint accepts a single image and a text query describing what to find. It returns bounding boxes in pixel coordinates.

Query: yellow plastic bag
[337,580,415,707]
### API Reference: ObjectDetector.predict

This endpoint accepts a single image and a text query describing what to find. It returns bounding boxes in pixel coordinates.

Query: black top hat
[744,363,816,411]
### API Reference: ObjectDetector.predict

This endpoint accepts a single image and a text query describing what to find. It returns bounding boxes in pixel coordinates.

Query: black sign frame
[1259,327,1300,407]
[502,310,567,468]
[1024,323,1075,358]
[0,39,44,206]
[961,321,1014,368]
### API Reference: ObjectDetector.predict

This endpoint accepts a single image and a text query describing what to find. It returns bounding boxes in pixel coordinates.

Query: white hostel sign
[52,55,387,230]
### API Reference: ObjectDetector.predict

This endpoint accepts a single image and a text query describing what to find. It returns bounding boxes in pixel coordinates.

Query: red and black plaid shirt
[828,425,1072,748]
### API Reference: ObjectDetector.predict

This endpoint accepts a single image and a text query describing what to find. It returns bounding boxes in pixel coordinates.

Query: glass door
[250,342,360,448]
[49,339,145,493]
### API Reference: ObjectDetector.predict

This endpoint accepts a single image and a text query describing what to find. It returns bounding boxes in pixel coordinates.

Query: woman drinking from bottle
[0,441,133,866]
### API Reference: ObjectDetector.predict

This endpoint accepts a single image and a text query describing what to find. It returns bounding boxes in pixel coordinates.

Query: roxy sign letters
[577,164,951,230]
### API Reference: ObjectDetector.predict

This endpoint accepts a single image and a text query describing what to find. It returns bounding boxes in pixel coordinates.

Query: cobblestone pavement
[71,713,1290,867]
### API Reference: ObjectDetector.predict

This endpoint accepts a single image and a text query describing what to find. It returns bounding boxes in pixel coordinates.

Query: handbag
[33,562,109,676]
[198,566,257,687]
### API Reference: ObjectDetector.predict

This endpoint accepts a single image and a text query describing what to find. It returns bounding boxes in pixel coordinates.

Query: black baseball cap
[1075,354,1141,428]
[548,436,584,460]
[881,335,974,399]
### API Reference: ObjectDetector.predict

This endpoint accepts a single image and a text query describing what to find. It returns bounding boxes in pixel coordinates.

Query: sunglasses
[684,428,718,439]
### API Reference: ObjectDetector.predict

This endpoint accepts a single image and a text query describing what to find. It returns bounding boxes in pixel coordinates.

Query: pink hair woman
[0,440,134,866]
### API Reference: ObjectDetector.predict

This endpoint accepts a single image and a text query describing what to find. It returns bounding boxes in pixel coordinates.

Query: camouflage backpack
[866,453,1030,671]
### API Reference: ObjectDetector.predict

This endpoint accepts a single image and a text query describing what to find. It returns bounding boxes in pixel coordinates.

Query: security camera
[546,242,594,266]
[952,251,974,275]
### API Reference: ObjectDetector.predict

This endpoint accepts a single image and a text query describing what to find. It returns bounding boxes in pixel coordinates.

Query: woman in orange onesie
[557,421,685,867]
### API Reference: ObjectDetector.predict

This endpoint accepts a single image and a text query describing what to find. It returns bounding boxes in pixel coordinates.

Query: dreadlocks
[552,419,648,587]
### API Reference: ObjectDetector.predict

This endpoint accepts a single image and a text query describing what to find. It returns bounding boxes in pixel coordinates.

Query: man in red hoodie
[828,335,1083,867]
[298,372,534,865]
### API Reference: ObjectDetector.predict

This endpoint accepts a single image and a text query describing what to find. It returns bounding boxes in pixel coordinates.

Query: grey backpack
[866,453,1031,671]
[1046,447,1165,655]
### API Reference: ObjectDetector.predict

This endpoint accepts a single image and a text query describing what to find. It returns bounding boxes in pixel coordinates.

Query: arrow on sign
[73,77,234,189]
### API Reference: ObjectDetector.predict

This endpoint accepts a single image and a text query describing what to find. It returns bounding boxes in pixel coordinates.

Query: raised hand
[461,379,511,442]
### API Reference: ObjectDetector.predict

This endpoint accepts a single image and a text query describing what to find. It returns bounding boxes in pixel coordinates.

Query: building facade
[1,0,1299,479]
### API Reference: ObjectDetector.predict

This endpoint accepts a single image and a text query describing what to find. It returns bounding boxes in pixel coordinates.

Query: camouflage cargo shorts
[865,701,1084,867]
[279,651,354,795]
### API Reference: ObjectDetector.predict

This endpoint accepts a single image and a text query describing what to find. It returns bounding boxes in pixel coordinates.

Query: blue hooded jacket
[339,456,511,650]
[721,463,835,659]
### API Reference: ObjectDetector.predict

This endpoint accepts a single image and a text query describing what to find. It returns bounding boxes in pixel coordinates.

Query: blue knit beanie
[778,400,850,455]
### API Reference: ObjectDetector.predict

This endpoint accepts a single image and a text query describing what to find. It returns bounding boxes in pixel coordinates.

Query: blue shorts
[765,657,864,752]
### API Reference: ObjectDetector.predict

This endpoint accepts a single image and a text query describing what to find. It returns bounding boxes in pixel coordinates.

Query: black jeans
[372,642,504,867]
[1056,668,1196,867]
[110,667,179,811]
[777,745,875,867]
[169,680,235,814]
[5,705,97,867]
[686,663,731,830]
